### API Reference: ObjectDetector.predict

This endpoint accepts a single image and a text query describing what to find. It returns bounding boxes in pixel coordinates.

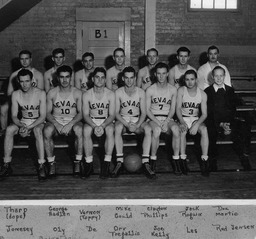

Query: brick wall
[0,0,256,76]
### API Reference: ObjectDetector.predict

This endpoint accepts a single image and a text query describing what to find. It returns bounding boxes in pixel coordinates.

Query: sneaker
[149,160,156,173]
[173,159,182,176]
[0,163,13,177]
[100,161,110,179]
[143,163,156,179]
[73,160,81,177]
[81,162,94,179]
[38,163,47,181]
[201,160,210,177]
[111,162,123,178]
[180,159,188,175]
[48,161,56,178]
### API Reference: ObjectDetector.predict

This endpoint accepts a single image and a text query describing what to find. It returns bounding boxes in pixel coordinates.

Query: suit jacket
[205,84,237,128]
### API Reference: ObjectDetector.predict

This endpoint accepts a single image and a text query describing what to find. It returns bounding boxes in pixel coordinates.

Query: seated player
[146,62,181,176]
[205,66,251,171]
[176,70,209,176]
[44,65,83,178]
[168,47,196,89]
[0,69,46,180]
[82,67,115,179]
[112,66,155,179]
[137,48,159,91]
[75,52,95,91]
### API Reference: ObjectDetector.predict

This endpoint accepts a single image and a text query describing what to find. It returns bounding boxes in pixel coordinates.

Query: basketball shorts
[92,117,107,126]
[20,118,37,127]
[122,115,139,124]
[182,116,199,129]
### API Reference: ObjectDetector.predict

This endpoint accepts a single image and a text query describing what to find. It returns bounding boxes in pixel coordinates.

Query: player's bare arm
[176,86,188,132]
[101,90,115,129]
[115,89,129,128]
[146,87,161,127]
[35,70,44,90]
[168,68,175,86]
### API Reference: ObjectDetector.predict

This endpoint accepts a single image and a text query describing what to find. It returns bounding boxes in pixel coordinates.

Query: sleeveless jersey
[48,67,58,88]
[88,88,110,119]
[80,69,89,91]
[52,88,77,125]
[181,87,202,117]
[150,84,172,117]
[119,87,140,117]
[141,66,152,91]
[173,65,195,88]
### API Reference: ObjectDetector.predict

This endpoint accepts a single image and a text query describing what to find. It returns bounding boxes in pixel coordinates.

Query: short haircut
[93,67,106,77]
[56,65,72,76]
[17,69,33,80]
[184,69,197,79]
[82,52,94,60]
[113,47,125,56]
[212,65,225,75]
[177,46,191,55]
[122,66,136,76]
[147,48,158,56]
[52,48,65,57]
[154,62,169,72]
[208,45,219,54]
[19,50,32,58]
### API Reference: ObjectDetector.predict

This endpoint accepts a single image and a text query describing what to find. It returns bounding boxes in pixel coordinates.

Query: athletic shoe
[149,160,156,173]
[173,159,182,176]
[180,159,188,175]
[38,163,47,181]
[201,160,210,177]
[100,161,110,179]
[48,161,56,178]
[81,162,94,179]
[0,162,13,177]
[143,163,156,180]
[111,162,123,178]
[73,160,81,177]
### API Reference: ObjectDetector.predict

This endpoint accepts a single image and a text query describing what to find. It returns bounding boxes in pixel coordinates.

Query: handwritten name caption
[151,225,170,238]
[79,209,101,221]
[212,224,255,232]
[4,206,27,222]
[48,206,70,217]
[108,226,140,238]
[115,206,133,219]
[179,206,202,220]
[141,206,168,220]
[212,206,239,217]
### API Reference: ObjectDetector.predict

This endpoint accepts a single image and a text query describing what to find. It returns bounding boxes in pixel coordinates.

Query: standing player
[197,45,231,90]
[176,70,209,176]
[137,48,159,91]
[106,48,126,91]
[44,65,83,177]
[44,48,66,93]
[75,52,95,91]
[146,62,181,175]
[82,67,115,179]
[168,47,196,89]
[113,66,155,179]
[0,69,46,180]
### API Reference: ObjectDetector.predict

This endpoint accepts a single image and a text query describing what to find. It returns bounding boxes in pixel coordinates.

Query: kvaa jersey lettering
[53,88,77,125]
[119,87,140,117]
[150,84,172,116]
[88,88,110,118]
[181,87,201,117]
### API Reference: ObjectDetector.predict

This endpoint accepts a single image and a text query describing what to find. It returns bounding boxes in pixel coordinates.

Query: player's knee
[171,124,180,137]
[152,127,161,138]
[83,124,92,137]
[144,124,152,136]
[5,125,17,136]
[199,125,208,136]
[43,125,54,138]
[115,122,123,134]
[105,124,114,136]
[73,124,82,137]
[33,126,43,138]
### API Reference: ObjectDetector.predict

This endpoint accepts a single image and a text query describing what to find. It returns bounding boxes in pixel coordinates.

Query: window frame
[188,0,241,12]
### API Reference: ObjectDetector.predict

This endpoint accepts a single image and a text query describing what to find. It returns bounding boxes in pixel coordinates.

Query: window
[190,0,238,10]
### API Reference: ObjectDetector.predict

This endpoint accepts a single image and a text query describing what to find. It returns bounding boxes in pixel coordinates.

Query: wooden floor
[1,140,256,200]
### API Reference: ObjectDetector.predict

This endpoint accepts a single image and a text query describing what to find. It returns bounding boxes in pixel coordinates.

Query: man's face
[58,71,71,88]
[213,68,225,86]
[155,67,168,83]
[19,75,32,92]
[93,72,106,87]
[20,54,32,68]
[114,50,125,66]
[123,72,136,88]
[52,53,65,67]
[82,56,94,71]
[177,51,189,65]
[147,51,158,66]
[208,49,219,63]
[184,73,197,89]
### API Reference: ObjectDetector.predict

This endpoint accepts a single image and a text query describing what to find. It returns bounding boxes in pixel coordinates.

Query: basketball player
[137,48,159,91]
[82,67,115,179]
[168,47,196,89]
[197,45,231,90]
[75,52,95,91]
[146,62,181,175]
[112,66,155,179]
[0,69,46,180]
[44,48,66,93]
[106,48,126,91]
[44,65,83,178]
[176,69,209,176]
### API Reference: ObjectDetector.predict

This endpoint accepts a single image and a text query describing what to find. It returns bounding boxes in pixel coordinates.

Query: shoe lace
[144,163,155,175]
[113,162,122,174]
